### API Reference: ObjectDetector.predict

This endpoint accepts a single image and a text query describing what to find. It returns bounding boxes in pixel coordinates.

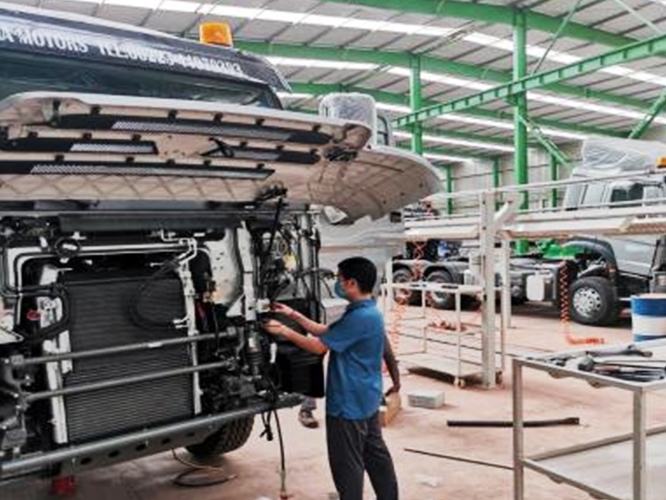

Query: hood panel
[0,93,442,220]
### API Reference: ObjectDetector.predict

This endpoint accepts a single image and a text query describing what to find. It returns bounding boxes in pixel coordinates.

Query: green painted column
[514,10,529,254]
[410,55,423,155]
[446,165,454,215]
[550,155,559,208]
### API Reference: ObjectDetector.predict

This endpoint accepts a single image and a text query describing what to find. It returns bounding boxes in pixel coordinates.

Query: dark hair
[338,257,377,294]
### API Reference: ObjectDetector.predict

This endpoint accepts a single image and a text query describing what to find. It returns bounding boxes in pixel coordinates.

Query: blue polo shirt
[321,298,384,420]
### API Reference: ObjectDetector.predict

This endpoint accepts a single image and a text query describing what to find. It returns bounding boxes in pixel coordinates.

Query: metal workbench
[513,339,666,500]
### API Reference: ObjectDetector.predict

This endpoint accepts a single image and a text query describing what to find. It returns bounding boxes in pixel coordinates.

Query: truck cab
[0,4,440,486]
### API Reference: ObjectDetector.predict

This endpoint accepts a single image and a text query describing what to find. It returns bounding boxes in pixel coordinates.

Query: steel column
[550,155,559,208]
[514,10,529,255]
[410,55,423,155]
[446,165,454,215]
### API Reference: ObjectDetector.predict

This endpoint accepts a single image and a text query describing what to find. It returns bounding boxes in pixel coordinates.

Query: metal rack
[381,280,506,387]
[513,339,666,500]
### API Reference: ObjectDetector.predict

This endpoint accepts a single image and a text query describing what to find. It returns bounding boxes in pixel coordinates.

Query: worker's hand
[385,384,401,396]
[263,319,288,338]
[271,302,296,319]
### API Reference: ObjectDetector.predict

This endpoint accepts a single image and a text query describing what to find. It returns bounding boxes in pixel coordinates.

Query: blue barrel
[632,294,666,342]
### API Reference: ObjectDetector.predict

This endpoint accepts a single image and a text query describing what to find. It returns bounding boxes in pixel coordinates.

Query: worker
[298,339,401,429]
[264,256,399,500]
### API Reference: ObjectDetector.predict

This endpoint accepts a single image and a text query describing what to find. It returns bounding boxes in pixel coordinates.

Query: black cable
[273,408,286,479]
[130,255,184,331]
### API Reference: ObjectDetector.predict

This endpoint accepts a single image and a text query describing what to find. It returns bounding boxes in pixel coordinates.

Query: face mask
[334,280,349,300]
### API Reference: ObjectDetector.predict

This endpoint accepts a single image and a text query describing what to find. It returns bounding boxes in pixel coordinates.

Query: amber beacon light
[199,22,234,47]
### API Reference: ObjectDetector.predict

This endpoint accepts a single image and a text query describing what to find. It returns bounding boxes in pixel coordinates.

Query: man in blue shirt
[264,257,399,500]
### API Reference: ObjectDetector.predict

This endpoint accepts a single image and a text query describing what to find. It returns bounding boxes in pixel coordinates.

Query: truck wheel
[425,270,455,309]
[186,416,254,461]
[569,276,620,326]
[392,268,420,305]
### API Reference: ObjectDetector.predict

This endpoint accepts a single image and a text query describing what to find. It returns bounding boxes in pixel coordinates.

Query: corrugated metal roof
[2,0,666,162]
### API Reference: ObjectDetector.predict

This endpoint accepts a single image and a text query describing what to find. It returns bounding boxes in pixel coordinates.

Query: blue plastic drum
[632,294,666,342]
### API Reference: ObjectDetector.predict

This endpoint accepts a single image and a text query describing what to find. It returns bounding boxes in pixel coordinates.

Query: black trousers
[326,412,399,500]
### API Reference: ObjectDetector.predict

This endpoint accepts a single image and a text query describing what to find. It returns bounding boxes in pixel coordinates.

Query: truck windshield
[0,51,280,108]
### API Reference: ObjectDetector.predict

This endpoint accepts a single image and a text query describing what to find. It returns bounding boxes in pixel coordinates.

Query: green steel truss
[309,1,640,48]
[395,31,666,127]
[287,83,626,138]
[237,41,654,117]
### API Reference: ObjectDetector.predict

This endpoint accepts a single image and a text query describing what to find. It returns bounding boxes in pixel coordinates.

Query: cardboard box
[379,392,402,427]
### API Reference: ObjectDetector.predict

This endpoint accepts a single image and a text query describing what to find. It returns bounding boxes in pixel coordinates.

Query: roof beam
[237,41,654,116]
[310,1,636,47]
[287,82,626,138]
[395,31,666,127]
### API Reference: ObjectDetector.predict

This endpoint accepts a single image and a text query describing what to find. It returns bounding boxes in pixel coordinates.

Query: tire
[425,270,456,309]
[392,268,420,306]
[186,416,254,461]
[569,276,620,326]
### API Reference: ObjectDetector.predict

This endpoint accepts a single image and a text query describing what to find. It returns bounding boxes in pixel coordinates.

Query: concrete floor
[6,304,666,500]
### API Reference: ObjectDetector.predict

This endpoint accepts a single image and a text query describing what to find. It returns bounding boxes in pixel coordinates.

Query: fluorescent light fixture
[395,130,513,153]
[209,5,260,18]
[160,0,199,12]
[386,68,492,91]
[256,10,308,23]
[376,103,412,114]
[423,152,474,163]
[106,0,161,7]
[277,92,315,100]
[267,57,378,71]
[528,92,666,124]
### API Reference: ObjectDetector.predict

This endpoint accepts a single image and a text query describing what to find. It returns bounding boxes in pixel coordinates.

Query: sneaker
[298,410,319,429]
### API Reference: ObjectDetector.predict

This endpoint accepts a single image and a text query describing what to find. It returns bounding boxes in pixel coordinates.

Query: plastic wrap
[579,137,666,173]
[319,92,377,137]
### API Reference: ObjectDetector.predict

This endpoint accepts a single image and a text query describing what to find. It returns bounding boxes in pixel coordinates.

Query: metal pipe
[550,155,559,208]
[513,358,525,500]
[446,165,454,215]
[25,361,233,402]
[410,55,423,156]
[513,9,529,255]
[0,394,303,478]
[13,332,235,367]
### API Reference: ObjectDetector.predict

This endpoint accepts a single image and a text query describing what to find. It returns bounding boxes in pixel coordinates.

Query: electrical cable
[559,261,605,345]
[171,449,237,488]
[130,254,185,331]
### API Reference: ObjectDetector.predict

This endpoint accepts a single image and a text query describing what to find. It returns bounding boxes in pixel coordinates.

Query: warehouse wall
[430,143,583,215]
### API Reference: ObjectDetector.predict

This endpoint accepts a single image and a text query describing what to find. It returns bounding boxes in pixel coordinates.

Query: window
[0,51,279,108]
[376,115,391,146]
[609,182,644,207]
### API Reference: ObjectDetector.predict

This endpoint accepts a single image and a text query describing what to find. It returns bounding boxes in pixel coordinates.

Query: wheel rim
[427,275,450,302]
[393,274,412,303]
[573,287,603,318]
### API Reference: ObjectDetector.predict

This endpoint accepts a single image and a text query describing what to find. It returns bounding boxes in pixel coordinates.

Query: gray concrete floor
[5,303,666,500]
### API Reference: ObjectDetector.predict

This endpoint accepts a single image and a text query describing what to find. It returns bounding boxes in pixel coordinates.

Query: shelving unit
[382,281,506,387]
[513,339,666,500]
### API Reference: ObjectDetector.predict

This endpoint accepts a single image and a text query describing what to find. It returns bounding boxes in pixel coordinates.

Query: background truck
[392,137,666,327]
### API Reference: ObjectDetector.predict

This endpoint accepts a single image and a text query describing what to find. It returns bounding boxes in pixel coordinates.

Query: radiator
[60,272,194,443]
